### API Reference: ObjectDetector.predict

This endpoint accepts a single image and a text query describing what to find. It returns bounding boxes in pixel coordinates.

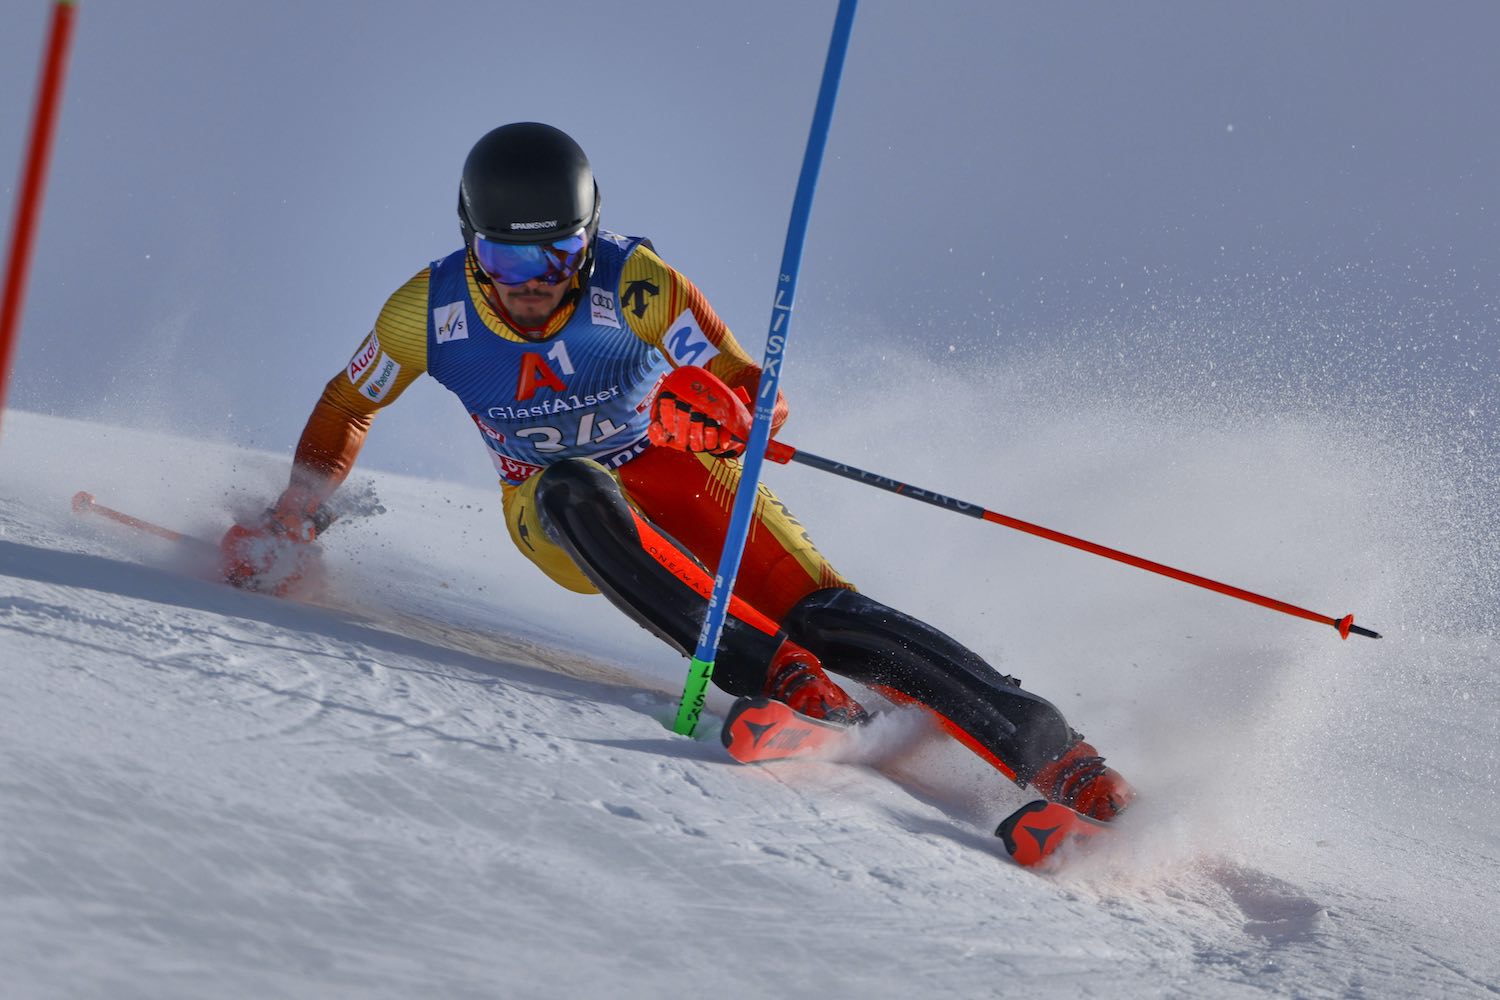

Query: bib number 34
[514,412,629,452]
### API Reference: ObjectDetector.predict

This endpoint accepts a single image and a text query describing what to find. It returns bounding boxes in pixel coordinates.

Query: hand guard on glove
[648,366,754,459]
[219,488,332,595]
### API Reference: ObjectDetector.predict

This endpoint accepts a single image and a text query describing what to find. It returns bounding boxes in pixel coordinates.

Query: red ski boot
[764,641,869,725]
[1030,740,1135,821]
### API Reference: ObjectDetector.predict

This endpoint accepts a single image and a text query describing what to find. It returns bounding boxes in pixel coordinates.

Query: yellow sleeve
[285,269,431,505]
[619,244,788,431]
[326,267,431,415]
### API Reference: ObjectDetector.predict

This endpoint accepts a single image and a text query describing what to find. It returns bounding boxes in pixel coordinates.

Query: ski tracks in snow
[4,411,1498,998]
[3,553,1354,997]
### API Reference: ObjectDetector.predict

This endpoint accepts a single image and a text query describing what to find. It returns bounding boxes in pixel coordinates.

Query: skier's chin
[502,291,562,327]
[509,305,552,326]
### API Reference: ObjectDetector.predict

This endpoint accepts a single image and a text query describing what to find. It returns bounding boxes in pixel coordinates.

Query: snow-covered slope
[2,399,1496,999]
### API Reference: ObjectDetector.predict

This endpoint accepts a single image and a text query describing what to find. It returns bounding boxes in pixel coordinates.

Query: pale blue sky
[4,1,1495,482]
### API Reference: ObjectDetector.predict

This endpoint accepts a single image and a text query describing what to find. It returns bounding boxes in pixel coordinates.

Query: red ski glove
[219,489,324,595]
[648,366,754,458]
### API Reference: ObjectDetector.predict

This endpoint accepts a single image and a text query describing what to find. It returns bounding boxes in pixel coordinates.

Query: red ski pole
[762,440,1381,641]
[71,491,211,549]
[1,1,77,436]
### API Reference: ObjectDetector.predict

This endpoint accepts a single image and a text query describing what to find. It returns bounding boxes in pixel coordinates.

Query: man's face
[494,278,568,328]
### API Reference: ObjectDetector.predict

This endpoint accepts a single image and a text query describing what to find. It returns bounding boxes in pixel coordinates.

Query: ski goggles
[472,227,590,286]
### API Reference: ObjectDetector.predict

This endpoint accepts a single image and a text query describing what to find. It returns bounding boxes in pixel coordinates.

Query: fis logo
[346,332,380,384]
[434,301,468,344]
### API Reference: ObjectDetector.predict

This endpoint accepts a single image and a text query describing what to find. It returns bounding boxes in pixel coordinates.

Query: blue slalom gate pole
[673,0,858,736]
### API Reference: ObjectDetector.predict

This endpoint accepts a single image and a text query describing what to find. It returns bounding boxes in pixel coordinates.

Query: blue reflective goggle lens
[472,228,590,286]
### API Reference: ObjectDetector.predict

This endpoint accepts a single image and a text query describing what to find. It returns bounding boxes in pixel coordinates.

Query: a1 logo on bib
[434,301,468,344]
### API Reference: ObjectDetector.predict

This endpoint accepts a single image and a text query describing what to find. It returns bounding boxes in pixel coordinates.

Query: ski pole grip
[765,440,796,464]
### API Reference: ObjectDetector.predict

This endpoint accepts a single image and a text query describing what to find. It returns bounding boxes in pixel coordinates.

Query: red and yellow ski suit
[280,235,1083,787]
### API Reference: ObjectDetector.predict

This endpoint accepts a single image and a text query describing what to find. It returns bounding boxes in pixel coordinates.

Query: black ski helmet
[458,122,601,281]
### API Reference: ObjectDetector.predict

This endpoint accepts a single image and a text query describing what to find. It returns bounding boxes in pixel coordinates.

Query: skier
[221,122,1134,822]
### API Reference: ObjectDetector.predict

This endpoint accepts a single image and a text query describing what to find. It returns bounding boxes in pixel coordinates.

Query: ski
[995,799,1111,867]
[720,696,858,764]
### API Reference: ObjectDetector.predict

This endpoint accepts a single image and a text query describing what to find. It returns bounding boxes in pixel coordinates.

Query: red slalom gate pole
[762,440,1382,641]
[1,1,78,436]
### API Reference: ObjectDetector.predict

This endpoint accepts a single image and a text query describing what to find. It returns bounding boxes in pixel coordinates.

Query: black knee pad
[532,458,780,697]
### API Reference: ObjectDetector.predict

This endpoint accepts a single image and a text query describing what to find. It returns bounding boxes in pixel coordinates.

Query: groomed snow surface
[2,398,1496,999]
